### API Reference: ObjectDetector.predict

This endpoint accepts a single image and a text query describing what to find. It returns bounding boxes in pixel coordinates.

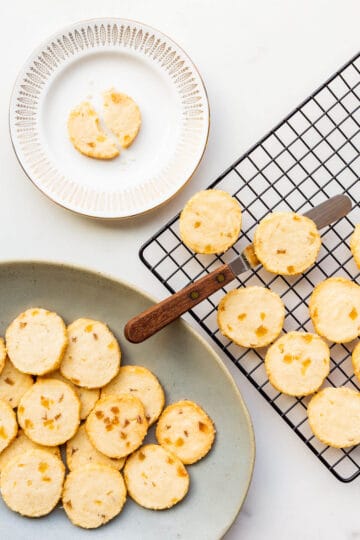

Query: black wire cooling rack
[140,52,360,482]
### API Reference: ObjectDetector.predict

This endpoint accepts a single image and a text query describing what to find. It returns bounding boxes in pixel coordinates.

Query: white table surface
[2,1,360,538]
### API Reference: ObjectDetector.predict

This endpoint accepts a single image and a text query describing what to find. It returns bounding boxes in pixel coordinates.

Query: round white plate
[9,18,209,218]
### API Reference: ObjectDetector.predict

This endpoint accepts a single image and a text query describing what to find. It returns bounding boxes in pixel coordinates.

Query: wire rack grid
[140,52,360,482]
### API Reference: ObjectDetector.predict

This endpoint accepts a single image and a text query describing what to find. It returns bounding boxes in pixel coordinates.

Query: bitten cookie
[0,358,33,408]
[0,448,65,517]
[86,394,147,459]
[18,379,80,446]
[217,286,285,348]
[307,387,360,448]
[265,332,330,396]
[179,190,242,254]
[60,318,121,389]
[67,101,119,159]
[103,89,141,148]
[0,398,18,453]
[309,277,360,343]
[101,365,165,426]
[0,430,60,472]
[0,337,6,374]
[66,424,125,471]
[350,224,360,270]
[156,400,215,464]
[62,464,127,529]
[124,444,189,510]
[5,307,68,375]
[253,212,321,275]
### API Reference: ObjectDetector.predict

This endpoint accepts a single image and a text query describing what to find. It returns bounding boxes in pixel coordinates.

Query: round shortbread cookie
[0,338,6,375]
[62,464,126,529]
[40,371,99,420]
[0,398,18,453]
[67,101,119,159]
[350,224,360,270]
[217,286,285,348]
[265,332,330,396]
[18,379,80,446]
[86,394,147,459]
[60,318,121,389]
[0,448,65,517]
[351,341,360,382]
[156,400,215,464]
[179,190,242,254]
[309,277,360,343]
[103,89,141,148]
[66,424,125,471]
[124,444,189,510]
[253,212,321,275]
[101,365,165,426]
[0,430,60,472]
[307,387,360,448]
[0,358,33,408]
[5,307,68,375]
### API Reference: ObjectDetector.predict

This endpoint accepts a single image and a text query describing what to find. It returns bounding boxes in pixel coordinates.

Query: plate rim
[9,17,210,220]
[0,257,255,538]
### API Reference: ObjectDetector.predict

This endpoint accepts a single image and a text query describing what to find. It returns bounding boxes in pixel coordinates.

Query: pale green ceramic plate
[0,261,254,540]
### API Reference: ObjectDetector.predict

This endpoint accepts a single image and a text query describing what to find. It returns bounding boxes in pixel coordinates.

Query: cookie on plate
[86,394,147,458]
[18,379,80,446]
[0,398,18,453]
[350,224,360,269]
[5,307,68,375]
[0,448,65,517]
[124,444,189,510]
[265,332,330,396]
[60,318,121,389]
[179,190,242,254]
[0,357,33,408]
[156,400,215,464]
[253,212,321,275]
[101,365,165,426]
[103,89,141,148]
[66,424,125,471]
[217,286,285,348]
[62,464,126,529]
[67,101,119,159]
[0,337,6,375]
[309,277,360,343]
[0,430,60,472]
[307,387,360,448]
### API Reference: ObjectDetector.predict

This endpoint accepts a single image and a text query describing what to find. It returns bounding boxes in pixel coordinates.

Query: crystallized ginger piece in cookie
[5,307,68,375]
[179,190,242,254]
[253,212,321,275]
[350,224,360,270]
[86,394,147,459]
[156,400,215,464]
[103,89,141,148]
[18,379,80,446]
[307,387,360,448]
[60,318,121,389]
[101,365,165,426]
[0,338,6,375]
[68,101,119,159]
[309,277,360,343]
[0,430,60,472]
[265,332,330,397]
[0,448,65,517]
[217,286,285,348]
[62,464,127,529]
[0,357,33,408]
[66,424,125,471]
[0,398,18,453]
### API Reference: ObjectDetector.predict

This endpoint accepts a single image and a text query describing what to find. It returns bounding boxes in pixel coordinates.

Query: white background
[2,1,360,538]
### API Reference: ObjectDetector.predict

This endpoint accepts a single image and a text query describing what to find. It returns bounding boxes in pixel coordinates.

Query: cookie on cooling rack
[307,386,360,448]
[0,430,60,472]
[0,398,18,453]
[124,444,189,510]
[0,357,33,408]
[217,286,285,348]
[309,277,360,343]
[179,189,242,254]
[265,331,330,397]
[103,89,141,148]
[351,341,360,383]
[63,464,126,529]
[253,212,321,275]
[350,223,360,270]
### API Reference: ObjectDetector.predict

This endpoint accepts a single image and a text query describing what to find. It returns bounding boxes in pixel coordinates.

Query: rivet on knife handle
[124,264,236,343]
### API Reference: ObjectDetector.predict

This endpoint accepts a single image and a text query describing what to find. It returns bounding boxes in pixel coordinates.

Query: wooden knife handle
[124,263,235,343]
